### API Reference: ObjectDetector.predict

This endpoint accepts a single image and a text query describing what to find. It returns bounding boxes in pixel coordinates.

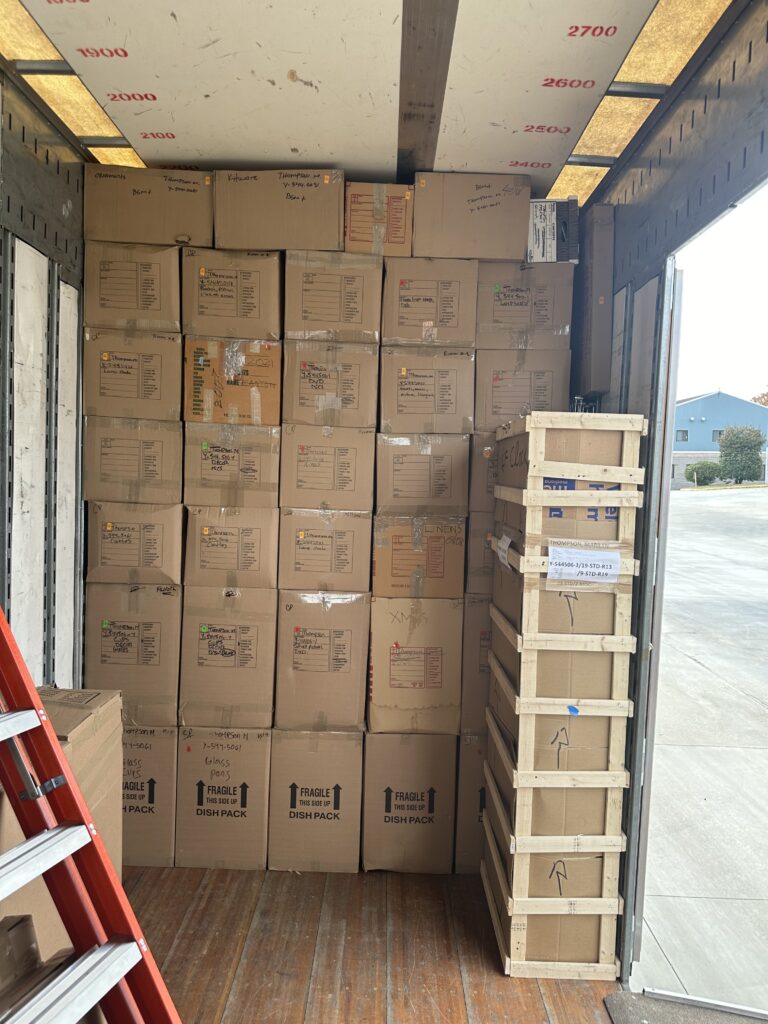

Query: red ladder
[0,610,181,1023]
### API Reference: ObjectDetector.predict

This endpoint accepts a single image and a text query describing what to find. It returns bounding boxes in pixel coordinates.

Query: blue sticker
[567,705,580,716]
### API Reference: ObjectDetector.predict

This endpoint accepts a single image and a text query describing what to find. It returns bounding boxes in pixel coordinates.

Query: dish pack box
[183,423,280,508]
[476,262,574,350]
[179,587,277,728]
[284,250,383,342]
[372,516,465,599]
[84,583,181,726]
[376,433,470,515]
[455,732,487,873]
[362,733,456,874]
[183,338,281,426]
[379,346,475,433]
[368,596,463,734]
[85,165,213,246]
[86,502,183,586]
[214,169,344,250]
[381,257,478,345]
[274,591,370,730]
[466,511,494,595]
[282,341,378,428]
[474,350,571,431]
[268,730,363,872]
[84,241,180,332]
[184,506,278,589]
[83,417,182,504]
[122,726,178,868]
[83,328,182,421]
[344,182,413,257]
[460,595,491,734]
[412,173,530,260]
[469,432,497,514]
[182,247,281,340]
[175,727,271,870]
[278,508,372,592]
[280,425,375,511]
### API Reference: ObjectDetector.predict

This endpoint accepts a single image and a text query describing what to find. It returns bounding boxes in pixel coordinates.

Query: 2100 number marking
[524,124,571,134]
[542,77,595,89]
[568,24,618,37]
[141,132,176,139]
[108,92,157,102]
[76,47,128,57]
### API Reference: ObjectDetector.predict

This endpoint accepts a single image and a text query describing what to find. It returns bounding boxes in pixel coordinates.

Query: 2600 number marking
[542,77,595,89]
[524,124,571,134]
[76,47,128,57]
[568,24,617,37]
[141,132,176,139]
[108,92,157,102]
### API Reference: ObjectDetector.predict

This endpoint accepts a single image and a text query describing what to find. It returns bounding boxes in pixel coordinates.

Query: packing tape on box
[370,183,388,255]
[126,583,144,613]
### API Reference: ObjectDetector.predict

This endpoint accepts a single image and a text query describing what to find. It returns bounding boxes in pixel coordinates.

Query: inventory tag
[547,546,620,584]
[496,534,512,568]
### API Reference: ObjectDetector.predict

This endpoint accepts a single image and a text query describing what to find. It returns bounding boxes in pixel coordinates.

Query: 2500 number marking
[524,124,571,134]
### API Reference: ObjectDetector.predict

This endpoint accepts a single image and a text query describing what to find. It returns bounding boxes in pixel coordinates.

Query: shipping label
[199,442,263,484]
[547,546,621,584]
[389,645,443,688]
[492,285,530,329]
[100,620,160,666]
[298,360,360,410]
[392,453,452,500]
[348,192,407,246]
[391,534,445,579]
[98,259,161,311]
[99,349,162,401]
[197,267,261,320]
[397,278,460,328]
[199,526,261,572]
[296,444,357,492]
[293,528,353,575]
[301,272,363,324]
[396,368,457,415]
[491,369,553,417]
[292,627,352,673]
[99,437,163,481]
[197,622,257,669]
[99,521,163,568]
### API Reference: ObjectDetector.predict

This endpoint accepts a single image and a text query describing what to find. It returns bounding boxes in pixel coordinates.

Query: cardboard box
[268,730,363,872]
[278,508,372,592]
[83,583,181,726]
[469,432,497,514]
[181,247,281,340]
[175,727,271,870]
[0,917,38,996]
[284,251,383,342]
[282,341,378,428]
[460,595,491,734]
[466,511,494,596]
[574,205,615,396]
[381,257,478,345]
[379,346,475,433]
[84,241,180,332]
[490,627,616,703]
[492,560,617,636]
[83,417,182,505]
[122,726,178,867]
[83,328,182,421]
[455,733,487,873]
[345,182,413,257]
[475,262,574,350]
[372,516,466,599]
[183,338,281,426]
[183,423,280,508]
[214,169,344,251]
[368,597,463,734]
[85,165,213,246]
[184,507,279,589]
[274,591,370,730]
[280,425,375,511]
[0,689,122,961]
[180,587,277,728]
[474,350,571,431]
[362,733,456,873]
[376,434,470,515]
[412,173,530,260]
[527,198,579,263]
[86,502,183,586]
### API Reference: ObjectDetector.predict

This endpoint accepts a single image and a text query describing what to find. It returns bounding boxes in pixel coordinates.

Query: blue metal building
[672,391,768,487]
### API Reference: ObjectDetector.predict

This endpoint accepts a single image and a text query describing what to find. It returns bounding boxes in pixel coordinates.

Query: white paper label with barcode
[547,546,621,584]
[496,534,512,568]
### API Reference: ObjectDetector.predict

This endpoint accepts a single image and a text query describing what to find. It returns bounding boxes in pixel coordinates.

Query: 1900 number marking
[76,47,128,57]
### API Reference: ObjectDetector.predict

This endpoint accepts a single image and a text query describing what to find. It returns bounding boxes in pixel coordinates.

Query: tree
[718,426,766,484]
[752,389,768,407]
[684,461,720,486]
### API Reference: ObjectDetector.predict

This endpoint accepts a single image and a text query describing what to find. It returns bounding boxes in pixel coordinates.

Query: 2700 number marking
[108,92,157,102]
[76,47,128,57]
[524,124,571,134]
[568,24,617,37]
[542,77,595,89]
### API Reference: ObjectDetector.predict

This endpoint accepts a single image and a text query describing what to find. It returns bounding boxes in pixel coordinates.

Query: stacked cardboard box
[481,412,646,979]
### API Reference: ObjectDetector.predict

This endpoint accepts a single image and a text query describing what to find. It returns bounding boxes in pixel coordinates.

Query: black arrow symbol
[239,783,248,809]
[478,786,486,816]
[549,859,568,897]
[427,787,436,814]
[289,782,298,809]
[384,786,393,813]
[559,591,578,629]
[196,780,205,807]
[147,778,156,805]
[550,727,570,769]
[332,784,341,810]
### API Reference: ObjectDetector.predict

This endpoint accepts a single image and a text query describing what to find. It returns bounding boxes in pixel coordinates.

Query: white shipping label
[496,534,512,568]
[547,546,620,584]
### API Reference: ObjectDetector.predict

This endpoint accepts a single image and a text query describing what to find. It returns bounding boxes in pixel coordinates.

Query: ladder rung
[0,711,41,743]
[0,942,143,1024]
[0,826,92,902]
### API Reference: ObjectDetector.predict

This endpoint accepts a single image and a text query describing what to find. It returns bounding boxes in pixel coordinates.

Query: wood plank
[446,875,548,1024]
[303,873,387,1024]
[125,866,207,968]
[387,873,469,1024]
[163,869,265,1024]
[538,978,618,1024]
[221,870,326,1024]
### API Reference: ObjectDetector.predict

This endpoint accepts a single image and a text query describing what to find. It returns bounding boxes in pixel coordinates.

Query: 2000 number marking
[141,132,176,139]
[108,92,157,102]
[542,77,595,89]
[76,47,128,57]
[568,25,617,37]
[524,125,571,134]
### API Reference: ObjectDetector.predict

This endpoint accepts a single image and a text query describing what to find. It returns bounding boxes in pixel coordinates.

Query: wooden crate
[494,412,646,560]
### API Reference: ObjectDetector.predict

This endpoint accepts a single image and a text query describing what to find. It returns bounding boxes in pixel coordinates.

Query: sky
[674,182,768,401]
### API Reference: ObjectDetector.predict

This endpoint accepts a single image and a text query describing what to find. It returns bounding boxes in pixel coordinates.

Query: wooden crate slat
[530,460,646,486]
[495,412,647,437]
[495,485,644,508]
